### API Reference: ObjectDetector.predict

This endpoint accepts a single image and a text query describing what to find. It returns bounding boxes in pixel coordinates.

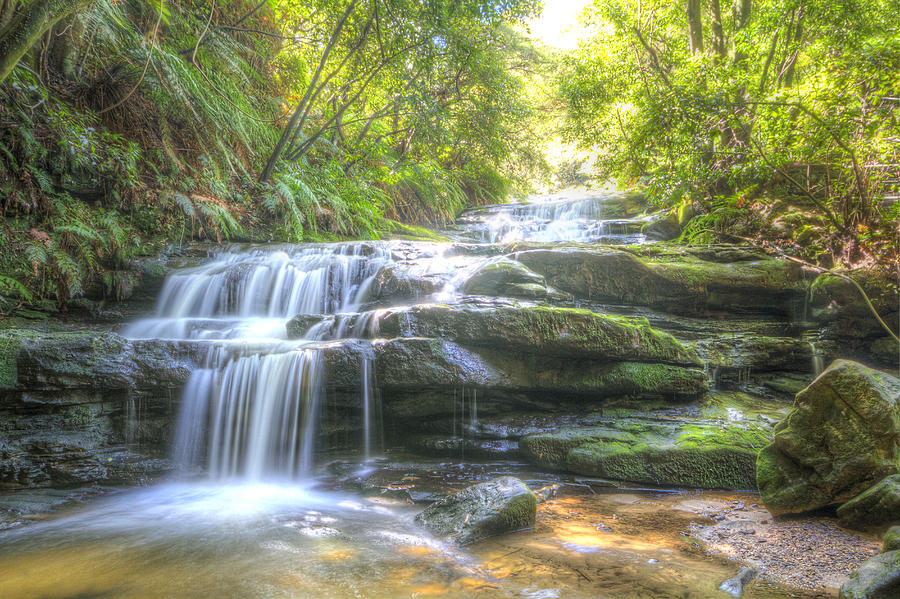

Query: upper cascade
[452,190,653,244]
[124,243,393,341]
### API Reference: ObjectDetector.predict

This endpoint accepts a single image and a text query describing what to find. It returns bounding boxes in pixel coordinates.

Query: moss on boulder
[415,476,537,545]
[513,246,805,316]
[519,417,770,489]
[757,360,900,515]
[839,550,900,599]
[837,474,900,527]
[374,304,701,365]
[883,526,900,552]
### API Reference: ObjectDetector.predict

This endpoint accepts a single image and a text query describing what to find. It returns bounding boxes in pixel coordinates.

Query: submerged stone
[719,566,757,598]
[757,360,900,515]
[414,476,537,545]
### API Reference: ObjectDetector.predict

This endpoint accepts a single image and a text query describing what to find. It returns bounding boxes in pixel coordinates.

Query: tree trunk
[708,0,726,57]
[0,0,93,85]
[686,0,704,54]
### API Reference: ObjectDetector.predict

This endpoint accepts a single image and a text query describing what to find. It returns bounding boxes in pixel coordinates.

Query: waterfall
[461,193,651,244]
[808,341,825,376]
[126,243,393,480]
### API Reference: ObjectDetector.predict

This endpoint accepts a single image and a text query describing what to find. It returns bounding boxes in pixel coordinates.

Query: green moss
[521,414,771,489]
[569,444,758,489]
[63,405,95,427]
[676,424,769,451]
[0,332,21,389]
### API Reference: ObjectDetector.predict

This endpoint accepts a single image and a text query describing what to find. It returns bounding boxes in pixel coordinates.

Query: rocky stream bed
[0,190,897,598]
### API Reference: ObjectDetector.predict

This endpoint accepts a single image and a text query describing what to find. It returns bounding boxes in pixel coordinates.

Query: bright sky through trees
[526,0,593,50]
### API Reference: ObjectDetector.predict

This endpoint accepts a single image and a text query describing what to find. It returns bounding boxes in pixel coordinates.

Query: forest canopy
[559,0,898,269]
[0,0,896,312]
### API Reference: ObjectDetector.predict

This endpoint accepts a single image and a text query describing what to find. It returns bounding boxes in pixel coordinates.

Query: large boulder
[372,304,702,365]
[883,526,900,552]
[513,246,805,316]
[839,550,900,599]
[837,474,900,527]
[757,360,900,515]
[414,477,537,545]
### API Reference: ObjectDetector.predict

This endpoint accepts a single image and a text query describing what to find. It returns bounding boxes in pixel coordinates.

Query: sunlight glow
[526,0,595,50]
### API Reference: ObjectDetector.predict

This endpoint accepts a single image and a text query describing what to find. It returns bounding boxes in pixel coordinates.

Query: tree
[560,0,898,266]
[259,0,541,183]
[0,0,94,84]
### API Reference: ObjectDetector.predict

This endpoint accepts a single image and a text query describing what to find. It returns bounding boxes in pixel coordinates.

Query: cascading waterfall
[126,243,392,480]
[459,192,651,244]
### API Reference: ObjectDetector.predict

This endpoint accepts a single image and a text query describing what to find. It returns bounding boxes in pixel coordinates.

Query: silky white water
[456,191,653,244]
[125,243,395,479]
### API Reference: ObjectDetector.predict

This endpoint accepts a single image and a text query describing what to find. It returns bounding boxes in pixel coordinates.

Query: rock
[837,474,900,527]
[414,476,537,545]
[513,246,805,317]
[533,483,559,503]
[884,526,900,552]
[365,262,442,304]
[757,360,900,515]
[642,209,684,241]
[373,304,702,365]
[871,337,900,364]
[462,258,545,294]
[839,550,900,599]
[695,335,814,373]
[3,330,199,392]
[406,435,518,458]
[520,417,770,489]
[719,566,757,597]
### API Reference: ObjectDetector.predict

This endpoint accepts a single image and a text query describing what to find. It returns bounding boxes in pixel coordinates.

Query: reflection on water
[0,483,825,599]
[0,483,503,599]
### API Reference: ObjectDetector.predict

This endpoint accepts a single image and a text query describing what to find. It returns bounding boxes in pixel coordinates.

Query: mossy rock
[0,331,26,390]
[884,526,900,552]
[462,258,546,294]
[757,360,900,516]
[695,335,813,373]
[514,246,805,316]
[415,476,537,545]
[364,262,443,304]
[839,550,900,599]
[837,474,900,527]
[519,417,770,489]
[372,304,701,365]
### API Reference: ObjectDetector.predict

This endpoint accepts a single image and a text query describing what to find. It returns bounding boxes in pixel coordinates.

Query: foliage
[0,0,552,310]
[560,0,898,271]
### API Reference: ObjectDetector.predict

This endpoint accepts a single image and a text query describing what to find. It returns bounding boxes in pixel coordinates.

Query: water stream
[0,191,841,598]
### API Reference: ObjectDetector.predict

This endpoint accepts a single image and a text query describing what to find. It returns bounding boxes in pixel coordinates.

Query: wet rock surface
[757,360,900,515]
[415,476,537,545]
[0,329,196,488]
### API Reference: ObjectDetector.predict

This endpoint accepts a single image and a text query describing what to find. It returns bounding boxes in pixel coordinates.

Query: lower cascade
[174,345,324,479]
[132,242,395,480]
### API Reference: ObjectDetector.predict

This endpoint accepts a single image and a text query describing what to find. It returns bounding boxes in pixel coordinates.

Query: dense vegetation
[0,0,896,313]
[0,0,546,310]
[559,0,898,272]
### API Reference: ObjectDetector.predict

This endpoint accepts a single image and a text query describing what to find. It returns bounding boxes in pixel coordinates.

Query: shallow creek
[0,191,879,597]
